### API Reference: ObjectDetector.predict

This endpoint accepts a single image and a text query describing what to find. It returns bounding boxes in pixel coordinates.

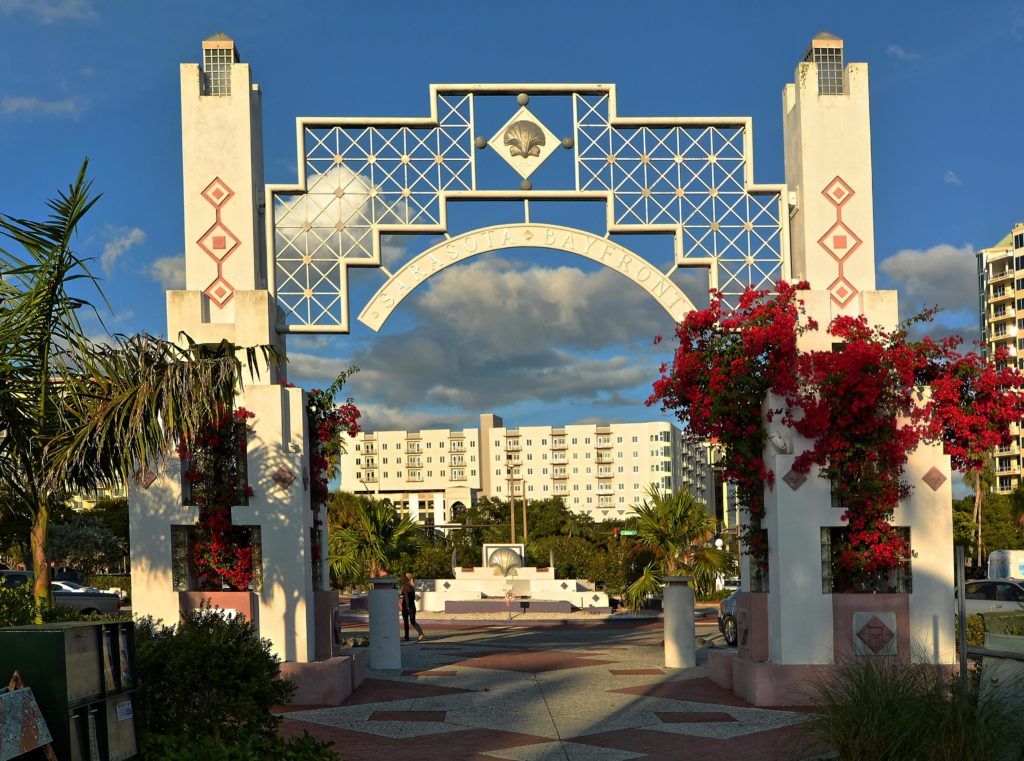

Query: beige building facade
[340,414,714,526]
[977,223,1024,494]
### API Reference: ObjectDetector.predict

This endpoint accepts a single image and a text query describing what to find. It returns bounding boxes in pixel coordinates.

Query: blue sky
[1,0,1022,441]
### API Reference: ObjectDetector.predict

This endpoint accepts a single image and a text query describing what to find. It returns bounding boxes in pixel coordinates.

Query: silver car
[962,579,1024,616]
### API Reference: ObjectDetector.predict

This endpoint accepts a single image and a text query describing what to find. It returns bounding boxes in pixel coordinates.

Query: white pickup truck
[0,570,121,615]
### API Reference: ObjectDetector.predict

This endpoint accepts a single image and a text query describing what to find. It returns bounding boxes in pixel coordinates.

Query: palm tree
[328,498,420,586]
[623,484,736,609]
[0,161,272,613]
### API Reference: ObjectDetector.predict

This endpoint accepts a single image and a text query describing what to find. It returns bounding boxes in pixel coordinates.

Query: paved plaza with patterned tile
[278,616,829,760]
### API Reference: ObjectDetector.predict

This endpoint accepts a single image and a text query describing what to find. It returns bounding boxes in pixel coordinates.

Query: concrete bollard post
[663,576,696,669]
[368,576,402,670]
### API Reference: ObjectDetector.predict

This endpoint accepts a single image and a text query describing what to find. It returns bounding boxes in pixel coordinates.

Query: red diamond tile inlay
[201,178,234,207]
[922,466,947,491]
[782,469,807,491]
[817,221,862,262]
[198,221,240,260]
[857,615,895,653]
[828,275,858,307]
[203,275,235,308]
[822,177,855,208]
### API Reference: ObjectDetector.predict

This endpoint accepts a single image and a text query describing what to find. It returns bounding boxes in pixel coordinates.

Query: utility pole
[507,455,516,543]
[522,492,528,543]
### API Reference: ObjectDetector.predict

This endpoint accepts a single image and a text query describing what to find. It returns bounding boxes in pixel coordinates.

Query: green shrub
[0,583,35,627]
[134,606,295,742]
[139,730,337,760]
[807,656,1024,761]
[40,605,128,623]
[697,589,733,603]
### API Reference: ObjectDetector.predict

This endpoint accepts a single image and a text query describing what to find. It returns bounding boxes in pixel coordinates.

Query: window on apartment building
[633,466,640,473]
[527,453,533,460]
[572,467,579,474]
[572,438,578,445]
[469,441,475,447]
[355,458,361,466]
[427,471,432,477]
[574,484,580,491]
[496,485,502,492]
[542,453,547,460]
[382,457,388,464]
[440,441,445,449]
[998,476,1014,492]
[440,470,445,477]
[527,468,533,475]
[574,497,580,504]
[396,457,402,464]
[634,483,640,490]
[587,497,593,504]
[439,456,445,463]
[355,444,361,451]
[495,440,501,447]
[528,485,534,492]
[526,439,532,446]
[542,467,548,475]
[542,438,547,445]
[383,472,388,478]
[543,485,549,492]
[471,469,476,476]
[995,305,1007,317]
[1015,233,1024,249]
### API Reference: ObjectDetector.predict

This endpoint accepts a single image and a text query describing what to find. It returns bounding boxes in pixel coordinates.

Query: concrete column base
[708,650,829,706]
[280,656,353,706]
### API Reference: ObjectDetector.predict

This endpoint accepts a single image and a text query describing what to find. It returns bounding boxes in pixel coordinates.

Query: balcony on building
[550,438,567,450]
[596,453,614,464]
[451,454,466,466]
[451,470,466,482]
[552,469,568,479]
[596,437,613,449]
[407,470,423,483]
[449,436,465,451]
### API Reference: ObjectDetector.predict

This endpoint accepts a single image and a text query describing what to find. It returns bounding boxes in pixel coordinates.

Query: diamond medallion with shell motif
[488,106,559,179]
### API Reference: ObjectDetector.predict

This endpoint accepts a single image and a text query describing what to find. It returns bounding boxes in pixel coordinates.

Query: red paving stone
[609,668,664,675]
[369,710,446,722]
[452,649,618,673]
[611,676,754,707]
[341,678,475,706]
[655,711,738,723]
[280,717,552,761]
[569,722,824,759]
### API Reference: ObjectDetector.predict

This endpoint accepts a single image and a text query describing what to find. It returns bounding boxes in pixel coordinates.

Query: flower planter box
[178,591,259,631]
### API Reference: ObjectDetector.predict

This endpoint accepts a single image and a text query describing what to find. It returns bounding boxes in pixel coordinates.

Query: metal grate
[805,45,844,95]
[202,46,234,96]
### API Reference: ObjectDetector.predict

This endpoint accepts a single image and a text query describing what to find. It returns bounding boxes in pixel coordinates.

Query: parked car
[960,579,1024,616]
[50,580,103,594]
[718,590,738,646]
[0,570,120,615]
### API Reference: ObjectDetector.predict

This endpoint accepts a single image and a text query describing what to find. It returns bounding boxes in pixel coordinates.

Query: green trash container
[0,621,138,760]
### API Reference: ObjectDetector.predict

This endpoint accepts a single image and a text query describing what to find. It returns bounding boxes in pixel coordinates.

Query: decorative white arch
[358,223,696,331]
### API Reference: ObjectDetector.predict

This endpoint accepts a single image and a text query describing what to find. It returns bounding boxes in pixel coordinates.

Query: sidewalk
[278,617,829,760]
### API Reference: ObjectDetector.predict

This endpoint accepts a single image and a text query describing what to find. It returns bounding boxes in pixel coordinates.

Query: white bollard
[368,576,402,670]
[663,576,696,669]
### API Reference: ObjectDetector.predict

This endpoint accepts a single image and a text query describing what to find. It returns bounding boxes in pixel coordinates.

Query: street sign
[620,530,638,536]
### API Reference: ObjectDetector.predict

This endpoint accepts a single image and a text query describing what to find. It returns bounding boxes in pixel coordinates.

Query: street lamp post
[506,456,516,543]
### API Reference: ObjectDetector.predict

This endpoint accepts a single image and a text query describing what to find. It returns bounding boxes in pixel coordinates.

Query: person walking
[401,572,425,642]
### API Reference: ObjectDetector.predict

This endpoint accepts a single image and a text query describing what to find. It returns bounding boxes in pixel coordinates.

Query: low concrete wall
[280,656,352,706]
[444,599,574,614]
[338,647,368,692]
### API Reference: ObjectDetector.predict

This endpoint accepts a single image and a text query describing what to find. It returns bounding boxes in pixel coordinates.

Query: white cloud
[886,44,922,61]
[284,351,355,385]
[149,255,185,290]
[99,226,146,275]
[0,0,96,23]
[355,402,473,432]
[342,257,675,411]
[944,170,963,186]
[1,96,85,119]
[879,243,976,317]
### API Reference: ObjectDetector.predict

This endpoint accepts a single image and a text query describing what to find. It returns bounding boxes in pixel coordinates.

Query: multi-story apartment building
[977,222,1024,494]
[340,413,716,526]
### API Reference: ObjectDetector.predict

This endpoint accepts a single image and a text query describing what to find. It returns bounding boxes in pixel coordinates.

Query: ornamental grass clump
[808,656,1024,761]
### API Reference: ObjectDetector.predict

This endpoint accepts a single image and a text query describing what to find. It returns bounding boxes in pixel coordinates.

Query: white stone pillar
[409,494,420,524]
[368,577,401,670]
[432,494,445,536]
[663,576,696,669]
